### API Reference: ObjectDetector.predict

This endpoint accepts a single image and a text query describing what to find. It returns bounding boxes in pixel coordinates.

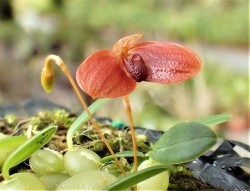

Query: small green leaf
[198,113,231,126]
[67,98,109,150]
[0,136,27,167]
[149,122,217,164]
[102,165,169,191]
[101,151,145,163]
[2,125,57,180]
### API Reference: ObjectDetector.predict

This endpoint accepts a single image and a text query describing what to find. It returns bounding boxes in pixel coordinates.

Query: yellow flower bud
[41,63,54,93]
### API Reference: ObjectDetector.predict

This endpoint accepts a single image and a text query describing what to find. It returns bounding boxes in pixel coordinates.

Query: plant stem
[66,98,109,150]
[123,97,137,191]
[42,55,126,175]
[123,95,138,173]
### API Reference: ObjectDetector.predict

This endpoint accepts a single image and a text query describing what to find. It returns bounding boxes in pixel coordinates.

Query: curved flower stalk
[41,55,126,175]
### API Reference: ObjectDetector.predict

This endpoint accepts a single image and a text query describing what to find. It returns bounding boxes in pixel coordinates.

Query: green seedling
[101,151,145,164]
[67,98,109,150]
[2,125,57,179]
[102,165,170,191]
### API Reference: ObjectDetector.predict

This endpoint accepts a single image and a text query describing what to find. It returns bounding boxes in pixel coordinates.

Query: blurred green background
[0,0,248,140]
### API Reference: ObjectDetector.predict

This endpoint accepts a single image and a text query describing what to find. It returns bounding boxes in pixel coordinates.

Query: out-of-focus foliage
[55,0,248,46]
[7,0,248,60]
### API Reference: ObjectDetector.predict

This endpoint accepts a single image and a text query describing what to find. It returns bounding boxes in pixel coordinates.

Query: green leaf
[101,151,145,163]
[198,113,231,126]
[0,136,27,167]
[67,98,109,150]
[149,122,217,164]
[102,165,169,191]
[2,125,57,180]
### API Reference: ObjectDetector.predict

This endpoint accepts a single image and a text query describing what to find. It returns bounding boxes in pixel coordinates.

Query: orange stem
[123,95,138,172]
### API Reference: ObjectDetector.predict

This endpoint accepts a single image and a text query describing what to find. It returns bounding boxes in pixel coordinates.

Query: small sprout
[2,125,57,180]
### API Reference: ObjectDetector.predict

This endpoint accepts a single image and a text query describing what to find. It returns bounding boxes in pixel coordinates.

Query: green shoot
[0,136,27,167]
[2,125,57,180]
[102,165,170,191]
[67,98,109,150]
[101,151,145,164]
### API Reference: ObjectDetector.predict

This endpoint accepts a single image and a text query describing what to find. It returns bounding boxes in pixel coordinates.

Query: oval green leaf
[102,165,169,191]
[2,125,57,180]
[149,122,217,164]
